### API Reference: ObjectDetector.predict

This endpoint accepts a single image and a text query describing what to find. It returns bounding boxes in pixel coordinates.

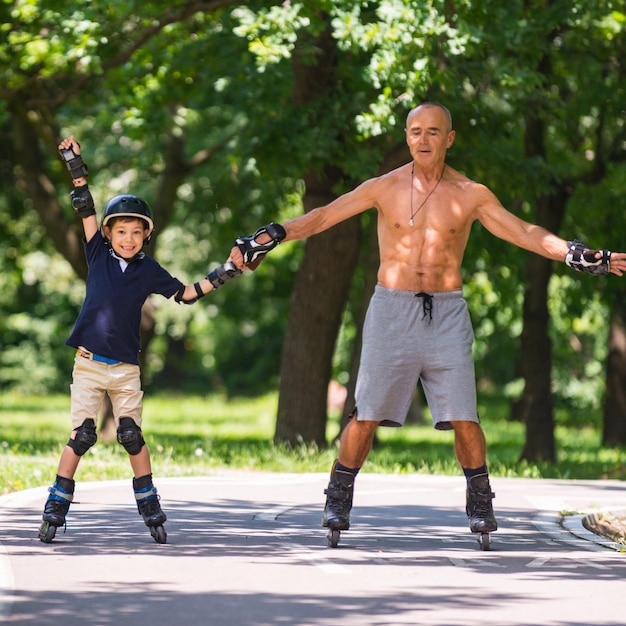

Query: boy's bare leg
[129,445,152,478]
[56,444,82,479]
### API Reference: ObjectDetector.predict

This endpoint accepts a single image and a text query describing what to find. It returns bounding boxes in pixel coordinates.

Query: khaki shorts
[70,353,144,429]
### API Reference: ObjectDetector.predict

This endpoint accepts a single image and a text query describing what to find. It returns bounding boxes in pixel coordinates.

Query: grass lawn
[1,391,625,496]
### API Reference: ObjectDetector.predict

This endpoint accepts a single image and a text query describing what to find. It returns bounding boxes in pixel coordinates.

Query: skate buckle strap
[324,487,344,500]
[470,485,495,500]
[324,484,352,499]
[48,485,74,503]
[135,486,158,503]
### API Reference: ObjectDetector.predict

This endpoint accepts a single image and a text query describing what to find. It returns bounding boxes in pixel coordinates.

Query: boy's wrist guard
[59,146,89,180]
[564,239,611,276]
[207,261,242,289]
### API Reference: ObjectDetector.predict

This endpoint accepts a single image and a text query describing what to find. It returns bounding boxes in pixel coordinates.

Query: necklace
[408,163,444,227]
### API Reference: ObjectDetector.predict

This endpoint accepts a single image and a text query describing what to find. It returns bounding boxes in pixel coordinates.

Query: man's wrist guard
[207,261,242,290]
[565,239,611,276]
[235,222,286,266]
[59,146,89,180]
[70,184,96,218]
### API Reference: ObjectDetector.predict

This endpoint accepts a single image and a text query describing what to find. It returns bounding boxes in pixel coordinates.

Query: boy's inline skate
[38,475,75,543]
[322,461,354,548]
[134,475,167,544]
[466,473,498,550]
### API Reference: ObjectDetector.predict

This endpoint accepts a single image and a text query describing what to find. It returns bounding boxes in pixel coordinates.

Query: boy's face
[103,218,148,259]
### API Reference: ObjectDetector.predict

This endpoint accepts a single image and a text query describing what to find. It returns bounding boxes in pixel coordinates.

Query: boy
[39,137,239,544]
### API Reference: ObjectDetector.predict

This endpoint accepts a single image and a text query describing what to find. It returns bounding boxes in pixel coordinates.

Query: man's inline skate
[322,461,354,548]
[134,475,167,544]
[466,473,498,550]
[38,475,75,543]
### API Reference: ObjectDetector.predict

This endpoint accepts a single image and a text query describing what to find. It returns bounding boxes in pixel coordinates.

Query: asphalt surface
[1,472,625,626]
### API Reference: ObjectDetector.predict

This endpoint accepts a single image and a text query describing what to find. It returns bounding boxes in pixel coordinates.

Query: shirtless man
[229,102,626,543]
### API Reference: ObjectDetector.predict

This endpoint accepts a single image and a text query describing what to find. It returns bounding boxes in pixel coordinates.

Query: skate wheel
[327,528,340,548]
[150,525,167,544]
[38,522,57,544]
[478,532,491,551]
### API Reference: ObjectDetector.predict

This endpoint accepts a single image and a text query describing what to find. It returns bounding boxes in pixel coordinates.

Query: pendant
[408,218,414,227]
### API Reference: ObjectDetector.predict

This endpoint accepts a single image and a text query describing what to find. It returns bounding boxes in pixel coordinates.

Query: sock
[55,474,75,493]
[463,464,487,481]
[335,461,360,477]
[133,473,153,491]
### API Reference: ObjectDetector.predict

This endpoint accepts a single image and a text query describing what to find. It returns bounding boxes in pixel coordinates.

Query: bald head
[406,102,453,133]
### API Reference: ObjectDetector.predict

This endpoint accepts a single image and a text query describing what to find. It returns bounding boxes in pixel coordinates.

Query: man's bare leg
[323,416,380,534]
[337,418,380,469]
[451,420,497,536]
[451,420,486,469]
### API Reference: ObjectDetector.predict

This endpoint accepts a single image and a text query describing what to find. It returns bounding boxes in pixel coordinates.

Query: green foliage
[0,204,78,392]
[0,0,625,442]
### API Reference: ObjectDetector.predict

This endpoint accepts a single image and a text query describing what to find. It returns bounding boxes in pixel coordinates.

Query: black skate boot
[466,473,497,550]
[134,474,167,544]
[322,461,354,548]
[38,475,75,543]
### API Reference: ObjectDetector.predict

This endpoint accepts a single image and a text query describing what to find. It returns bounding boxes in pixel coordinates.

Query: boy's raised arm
[58,136,98,240]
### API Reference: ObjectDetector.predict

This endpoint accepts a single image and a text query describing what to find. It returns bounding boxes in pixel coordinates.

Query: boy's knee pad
[116,417,145,455]
[67,418,97,456]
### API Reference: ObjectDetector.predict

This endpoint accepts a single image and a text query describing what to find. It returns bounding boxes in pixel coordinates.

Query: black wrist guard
[564,239,611,276]
[59,146,88,180]
[207,261,242,289]
[174,282,205,305]
[70,184,96,218]
[235,222,286,266]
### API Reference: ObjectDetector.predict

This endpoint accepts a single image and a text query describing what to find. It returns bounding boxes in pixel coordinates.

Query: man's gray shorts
[354,285,479,430]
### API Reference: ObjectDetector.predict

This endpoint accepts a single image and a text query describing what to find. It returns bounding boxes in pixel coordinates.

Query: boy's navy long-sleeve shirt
[66,233,184,365]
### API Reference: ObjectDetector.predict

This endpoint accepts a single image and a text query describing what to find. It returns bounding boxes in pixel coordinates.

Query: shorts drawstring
[415,292,433,322]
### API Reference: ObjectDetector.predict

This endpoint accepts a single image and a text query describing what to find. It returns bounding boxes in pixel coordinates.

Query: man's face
[104,218,148,259]
[405,105,455,167]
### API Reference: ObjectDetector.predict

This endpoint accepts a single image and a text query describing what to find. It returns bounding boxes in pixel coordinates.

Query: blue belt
[77,348,121,365]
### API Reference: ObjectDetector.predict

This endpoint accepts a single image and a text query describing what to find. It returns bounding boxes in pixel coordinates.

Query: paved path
[0,472,625,625]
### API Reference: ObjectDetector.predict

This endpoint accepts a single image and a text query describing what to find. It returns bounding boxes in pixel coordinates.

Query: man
[229,102,626,545]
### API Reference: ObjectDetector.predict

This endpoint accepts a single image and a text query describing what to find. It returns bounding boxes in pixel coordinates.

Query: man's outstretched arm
[228,178,379,271]
[475,188,626,277]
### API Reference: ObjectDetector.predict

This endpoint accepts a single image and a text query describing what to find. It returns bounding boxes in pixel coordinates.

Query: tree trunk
[275,211,361,446]
[602,288,626,446]
[339,214,379,435]
[274,15,362,446]
[517,246,556,462]
[516,187,568,462]
[515,81,569,462]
